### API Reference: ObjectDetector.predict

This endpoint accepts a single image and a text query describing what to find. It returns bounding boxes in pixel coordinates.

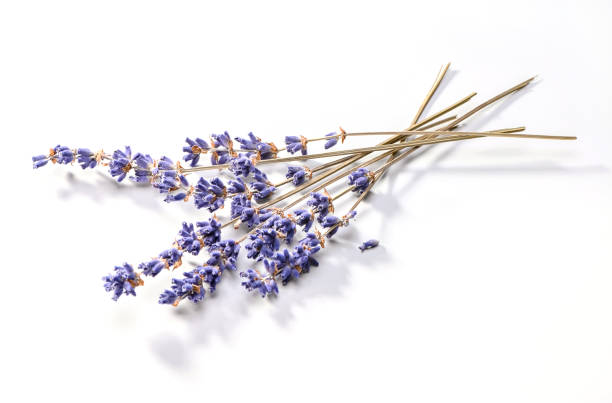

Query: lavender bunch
[32,64,577,307]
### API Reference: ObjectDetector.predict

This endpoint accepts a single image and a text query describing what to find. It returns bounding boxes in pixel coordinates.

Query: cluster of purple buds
[249,170,276,202]
[159,270,206,305]
[290,209,314,232]
[234,132,278,160]
[32,145,103,170]
[138,247,183,277]
[229,155,255,177]
[194,177,227,211]
[285,135,308,155]
[240,269,279,297]
[306,191,334,222]
[210,132,236,165]
[359,239,379,252]
[321,210,357,238]
[285,166,312,186]
[231,195,274,228]
[109,146,133,182]
[183,137,210,166]
[240,230,324,297]
[102,263,143,301]
[156,219,238,304]
[347,168,375,194]
[324,128,346,149]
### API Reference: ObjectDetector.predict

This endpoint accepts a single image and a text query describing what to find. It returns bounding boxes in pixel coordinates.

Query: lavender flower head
[359,239,379,252]
[102,263,142,301]
[286,166,311,186]
[183,137,210,166]
[109,146,133,182]
[193,177,226,211]
[347,168,375,194]
[285,135,308,155]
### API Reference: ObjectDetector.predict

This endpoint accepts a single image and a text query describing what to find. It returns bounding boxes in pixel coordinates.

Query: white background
[1,1,611,402]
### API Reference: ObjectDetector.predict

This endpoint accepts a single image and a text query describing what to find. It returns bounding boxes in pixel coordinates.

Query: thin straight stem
[418,115,457,131]
[411,63,451,125]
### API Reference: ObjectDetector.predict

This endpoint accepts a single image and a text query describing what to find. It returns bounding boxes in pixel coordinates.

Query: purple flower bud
[285,135,308,155]
[183,137,209,167]
[229,155,254,177]
[231,193,251,219]
[102,263,140,301]
[77,148,97,169]
[194,177,226,212]
[307,192,333,222]
[177,222,203,255]
[358,239,379,252]
[196,218,222,247]
[32,155,49,169]
[159,271,205,305]
[109,146,132,182]
[324,132,338,149]
[286,166,310,185]
[139,259,166,277]
[347,168,374,194]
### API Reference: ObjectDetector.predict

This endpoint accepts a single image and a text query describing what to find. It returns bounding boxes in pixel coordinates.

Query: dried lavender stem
[411,63,451,125]
[417,115,457,131]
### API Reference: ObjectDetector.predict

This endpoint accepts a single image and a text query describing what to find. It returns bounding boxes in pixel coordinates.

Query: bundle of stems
[32,63,576,305]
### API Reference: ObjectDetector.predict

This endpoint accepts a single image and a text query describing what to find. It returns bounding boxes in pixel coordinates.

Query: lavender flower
[322,211,357,238]
[307,192,333,222]
[138,259,166,277]
[102,263,142,301]
[194,177,226,211]
[109,146,132,182]
[231,193,251,219]
[139,248,183,277]
[177,222,203,254]
[130,152,155,183]
[207,239,240,272]
[245,227,280,260]
[76,148,97,169]
[159,270,205,305]
[196,218,222,247]
[285,135,308,155]
[159,248,183,268]
[266,249,300,285]
[359,239,379,252]
[229,155,255,177]
[159,290,178,305]
[256,141,278,160]
[197,265,222,292]
[234,132,278,160]
[52,145,75,164]
[32,154,49,169]
[293,235,321,273]
[324,132,338,149]
[325,128,346,149]
[227,177,247,194]
[183,137,210,166]
[264,216,297,244]
[151,156,187,194]
[250,172,276,202]
[240,269,278,297]
[348,168,374,194]
[210,132,234,165]
[286,166,311,186]
[291,209,314,232]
